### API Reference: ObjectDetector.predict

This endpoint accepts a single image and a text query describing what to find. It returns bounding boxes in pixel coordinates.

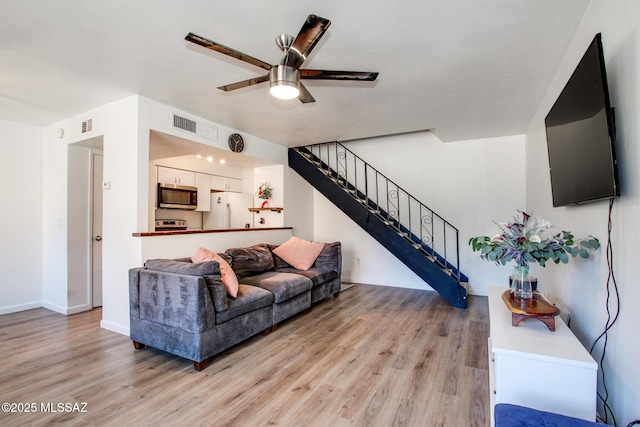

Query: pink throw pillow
[191,247,239,298]
[272,237,325,271]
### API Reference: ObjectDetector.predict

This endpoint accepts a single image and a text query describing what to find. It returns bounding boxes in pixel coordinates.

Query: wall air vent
[171,112,218,141]
[81,119,93,134]
[173,114,197,134]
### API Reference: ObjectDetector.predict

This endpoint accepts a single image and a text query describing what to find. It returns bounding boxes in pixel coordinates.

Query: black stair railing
[295,142,464,285]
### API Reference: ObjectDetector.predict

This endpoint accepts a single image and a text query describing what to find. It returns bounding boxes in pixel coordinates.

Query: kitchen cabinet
[211,176,242,192]
[488,286,597,426]
[157,166,195,187]
[195,173,211,212]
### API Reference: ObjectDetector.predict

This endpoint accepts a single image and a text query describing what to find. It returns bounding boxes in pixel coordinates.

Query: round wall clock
[228,133,245,153]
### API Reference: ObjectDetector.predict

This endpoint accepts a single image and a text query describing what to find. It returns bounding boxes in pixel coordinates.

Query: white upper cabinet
[211,175,242,192]
[225,177,242,192]
[158,166,195,187]
[210,176,225,191]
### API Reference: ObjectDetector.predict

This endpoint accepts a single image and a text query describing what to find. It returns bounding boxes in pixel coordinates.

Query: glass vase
[510,265,533,299]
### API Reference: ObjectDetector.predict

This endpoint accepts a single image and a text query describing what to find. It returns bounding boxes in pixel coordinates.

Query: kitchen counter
[132,227,292,237]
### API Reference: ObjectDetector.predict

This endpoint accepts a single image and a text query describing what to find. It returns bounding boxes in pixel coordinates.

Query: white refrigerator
[203,192,253,229]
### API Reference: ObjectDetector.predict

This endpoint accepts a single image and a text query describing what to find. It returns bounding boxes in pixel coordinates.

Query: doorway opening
[67,136,103,313]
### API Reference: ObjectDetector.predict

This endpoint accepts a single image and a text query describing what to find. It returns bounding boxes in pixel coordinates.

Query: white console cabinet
[488,286,597,426]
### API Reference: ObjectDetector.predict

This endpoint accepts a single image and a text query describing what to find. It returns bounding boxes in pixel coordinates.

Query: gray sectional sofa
[129,241,341,370]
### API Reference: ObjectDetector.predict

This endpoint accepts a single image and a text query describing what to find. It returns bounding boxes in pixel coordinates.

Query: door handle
[95,236,103,241]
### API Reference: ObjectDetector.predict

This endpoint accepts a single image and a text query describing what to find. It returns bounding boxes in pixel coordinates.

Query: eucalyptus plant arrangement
[469,211,600,268]
[257,182,273,200]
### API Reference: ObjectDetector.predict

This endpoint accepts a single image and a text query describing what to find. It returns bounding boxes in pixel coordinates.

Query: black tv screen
[544,33,620,207]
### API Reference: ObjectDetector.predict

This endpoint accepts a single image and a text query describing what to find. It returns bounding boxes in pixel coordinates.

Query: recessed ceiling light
[207,156,213,162]
[219,159,226,164]
[196,154,202,159]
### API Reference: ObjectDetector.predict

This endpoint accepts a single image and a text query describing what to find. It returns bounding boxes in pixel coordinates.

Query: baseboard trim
[340,283,355,292]
[100,319,129,337]
[41,301,67,315]
[67,304,92,315]
[0,301,42,315]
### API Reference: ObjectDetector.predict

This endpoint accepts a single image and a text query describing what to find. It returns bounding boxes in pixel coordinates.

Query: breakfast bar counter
[132,227,292,237]
[133,227,295,262]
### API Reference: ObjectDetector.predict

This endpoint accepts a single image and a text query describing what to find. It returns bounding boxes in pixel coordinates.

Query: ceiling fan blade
[301,69,379,81]
[282,15,331,69]
[217,74,270,92]
[297,83,316,103]
[186,32,272,71]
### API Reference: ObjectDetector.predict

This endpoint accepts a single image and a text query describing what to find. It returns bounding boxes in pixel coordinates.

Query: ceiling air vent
[173,114,197,134]
[81,119,93,133]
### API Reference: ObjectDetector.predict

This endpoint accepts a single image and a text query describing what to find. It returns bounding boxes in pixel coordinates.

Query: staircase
[289,142,468,308]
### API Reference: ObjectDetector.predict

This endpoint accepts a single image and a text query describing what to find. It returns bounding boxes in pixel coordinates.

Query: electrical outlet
[538,292,571,325]
[554,300,571,325]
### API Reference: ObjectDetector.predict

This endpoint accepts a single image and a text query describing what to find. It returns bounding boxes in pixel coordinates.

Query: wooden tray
[501,290,561,331]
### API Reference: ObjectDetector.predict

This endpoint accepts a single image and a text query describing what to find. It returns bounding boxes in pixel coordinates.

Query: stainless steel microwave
[157,183,198,210]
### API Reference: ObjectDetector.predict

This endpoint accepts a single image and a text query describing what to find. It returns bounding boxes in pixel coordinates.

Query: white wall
[313,132,526,295]
[0,119,43,314]
[253,165,285,228]
[42,96,142,335]
[284,167,315,241]
[39,95,292,335]
[525,1,640,424]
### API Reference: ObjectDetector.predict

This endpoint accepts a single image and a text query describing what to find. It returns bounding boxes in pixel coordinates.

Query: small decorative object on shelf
[257,182,272,200]
[501,290,561,331]
[261,200,269,208]
[469,210,600,300]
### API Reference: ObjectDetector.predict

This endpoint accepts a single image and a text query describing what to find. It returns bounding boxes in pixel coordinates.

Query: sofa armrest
[134,269,217,333]
[142,258,228,311]
[313,241,342,275]
[129,267,144,318]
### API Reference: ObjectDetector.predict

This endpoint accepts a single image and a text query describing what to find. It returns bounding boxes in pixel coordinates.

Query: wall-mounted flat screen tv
[544,33,620,207]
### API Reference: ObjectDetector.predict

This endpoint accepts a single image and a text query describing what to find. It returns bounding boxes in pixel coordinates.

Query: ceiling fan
[185,14,379,103]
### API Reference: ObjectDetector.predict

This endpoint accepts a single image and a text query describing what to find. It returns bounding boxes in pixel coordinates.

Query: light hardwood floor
[0,284,489,427]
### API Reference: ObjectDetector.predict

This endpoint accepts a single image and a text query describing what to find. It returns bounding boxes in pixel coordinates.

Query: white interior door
[91,153,103,308]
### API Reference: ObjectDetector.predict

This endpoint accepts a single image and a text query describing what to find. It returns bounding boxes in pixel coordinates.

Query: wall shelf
[248,207,283,213]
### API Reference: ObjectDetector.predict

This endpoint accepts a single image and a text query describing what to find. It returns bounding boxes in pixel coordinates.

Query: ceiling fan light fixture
[269,65,300,100]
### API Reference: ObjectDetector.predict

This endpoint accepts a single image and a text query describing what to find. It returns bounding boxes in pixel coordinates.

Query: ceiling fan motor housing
[269,65,300,99]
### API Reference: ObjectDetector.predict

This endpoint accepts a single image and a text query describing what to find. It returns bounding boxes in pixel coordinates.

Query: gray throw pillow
[224,243,275,279]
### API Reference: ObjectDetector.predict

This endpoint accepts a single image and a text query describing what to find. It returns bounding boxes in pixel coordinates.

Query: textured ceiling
[0,0,590,146]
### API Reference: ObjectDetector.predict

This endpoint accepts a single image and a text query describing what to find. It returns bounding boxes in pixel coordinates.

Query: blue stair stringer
[289,145,468,309]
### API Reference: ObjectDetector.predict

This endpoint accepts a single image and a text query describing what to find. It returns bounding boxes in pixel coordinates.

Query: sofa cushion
[191,247,239,298]
[239,271,313,303]
[494,404,599,427]
[215,284,274,324]
[225,243,275,279]
[272,237,325,271]
[275,266,338,287]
